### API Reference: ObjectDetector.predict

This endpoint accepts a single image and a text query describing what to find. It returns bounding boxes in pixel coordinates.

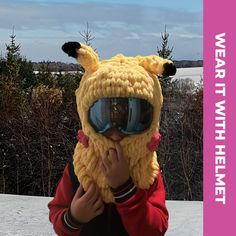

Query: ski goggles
[88,97,153,135]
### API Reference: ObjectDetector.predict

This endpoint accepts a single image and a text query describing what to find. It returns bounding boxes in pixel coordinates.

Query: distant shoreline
[31,60,203,72]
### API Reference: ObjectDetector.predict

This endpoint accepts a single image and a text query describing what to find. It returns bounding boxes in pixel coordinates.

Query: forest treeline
[32,60,203,72]
[0,33,203,200]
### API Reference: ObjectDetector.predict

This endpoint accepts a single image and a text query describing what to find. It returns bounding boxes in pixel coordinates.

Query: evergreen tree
[1,28,36,91]
[5,28,21,80]
[157,26,175,96]
[157,25,173,59]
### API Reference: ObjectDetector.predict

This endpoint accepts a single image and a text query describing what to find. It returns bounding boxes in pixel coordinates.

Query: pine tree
[157,25,175,95]
[5,27,21,80]
[157,25,173,59]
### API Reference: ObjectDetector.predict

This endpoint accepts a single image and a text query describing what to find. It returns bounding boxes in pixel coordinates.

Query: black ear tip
[163,63,177,77]
[61,42,81,58]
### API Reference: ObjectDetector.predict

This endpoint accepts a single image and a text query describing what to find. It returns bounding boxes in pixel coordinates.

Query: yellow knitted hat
[62,42,176,203]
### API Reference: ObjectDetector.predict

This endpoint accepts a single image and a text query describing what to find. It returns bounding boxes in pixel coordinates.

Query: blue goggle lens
[88,98,153,134]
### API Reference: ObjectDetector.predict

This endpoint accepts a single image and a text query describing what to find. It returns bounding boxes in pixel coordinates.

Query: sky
[0,0,203,63]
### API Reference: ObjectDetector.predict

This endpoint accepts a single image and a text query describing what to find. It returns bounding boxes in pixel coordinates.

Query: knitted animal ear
[62,42,99,73]
[136,56,176,77]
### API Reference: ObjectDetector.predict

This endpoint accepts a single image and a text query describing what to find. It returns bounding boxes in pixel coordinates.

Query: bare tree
[158,80,203,200]
[79,22,96,48]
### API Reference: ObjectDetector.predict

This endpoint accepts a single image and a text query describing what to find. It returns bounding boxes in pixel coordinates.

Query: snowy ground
[0,194,202,236]
[174,67,203,84]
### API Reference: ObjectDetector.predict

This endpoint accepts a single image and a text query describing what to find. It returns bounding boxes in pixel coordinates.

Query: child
[48,42,176,236]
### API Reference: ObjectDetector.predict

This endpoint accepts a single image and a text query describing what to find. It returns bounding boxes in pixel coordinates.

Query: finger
[93,197,103,211]
[89,185,100,205]
[74,184,84,199]
[100,162,107,173]
[108,148,118,163]
[82,183,96,202]
[94,203,105,216]
[102,151,112,169]
[115,142,124,161]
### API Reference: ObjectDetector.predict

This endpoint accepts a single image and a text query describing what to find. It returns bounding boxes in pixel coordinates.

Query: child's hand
[101,142,130,188]
[70,183,104,223]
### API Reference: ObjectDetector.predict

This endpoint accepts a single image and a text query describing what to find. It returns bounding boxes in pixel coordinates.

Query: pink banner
[204,0,236,235]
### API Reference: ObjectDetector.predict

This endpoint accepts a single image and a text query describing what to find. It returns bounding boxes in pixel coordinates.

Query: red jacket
[48,163,168,236]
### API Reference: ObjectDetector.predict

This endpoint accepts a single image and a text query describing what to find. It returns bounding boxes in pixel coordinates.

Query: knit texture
[71,43,172,203]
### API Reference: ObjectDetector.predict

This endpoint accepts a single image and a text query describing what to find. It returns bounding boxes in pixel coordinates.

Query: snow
[0,194,55,236]
[34,67,203,85]
[174,67,203,84]
[166,201,202,236]
[0,194,202,236]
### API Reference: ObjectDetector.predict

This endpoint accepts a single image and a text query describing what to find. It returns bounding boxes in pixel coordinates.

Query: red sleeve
[115,173,168,236]
[48,164,81,236]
